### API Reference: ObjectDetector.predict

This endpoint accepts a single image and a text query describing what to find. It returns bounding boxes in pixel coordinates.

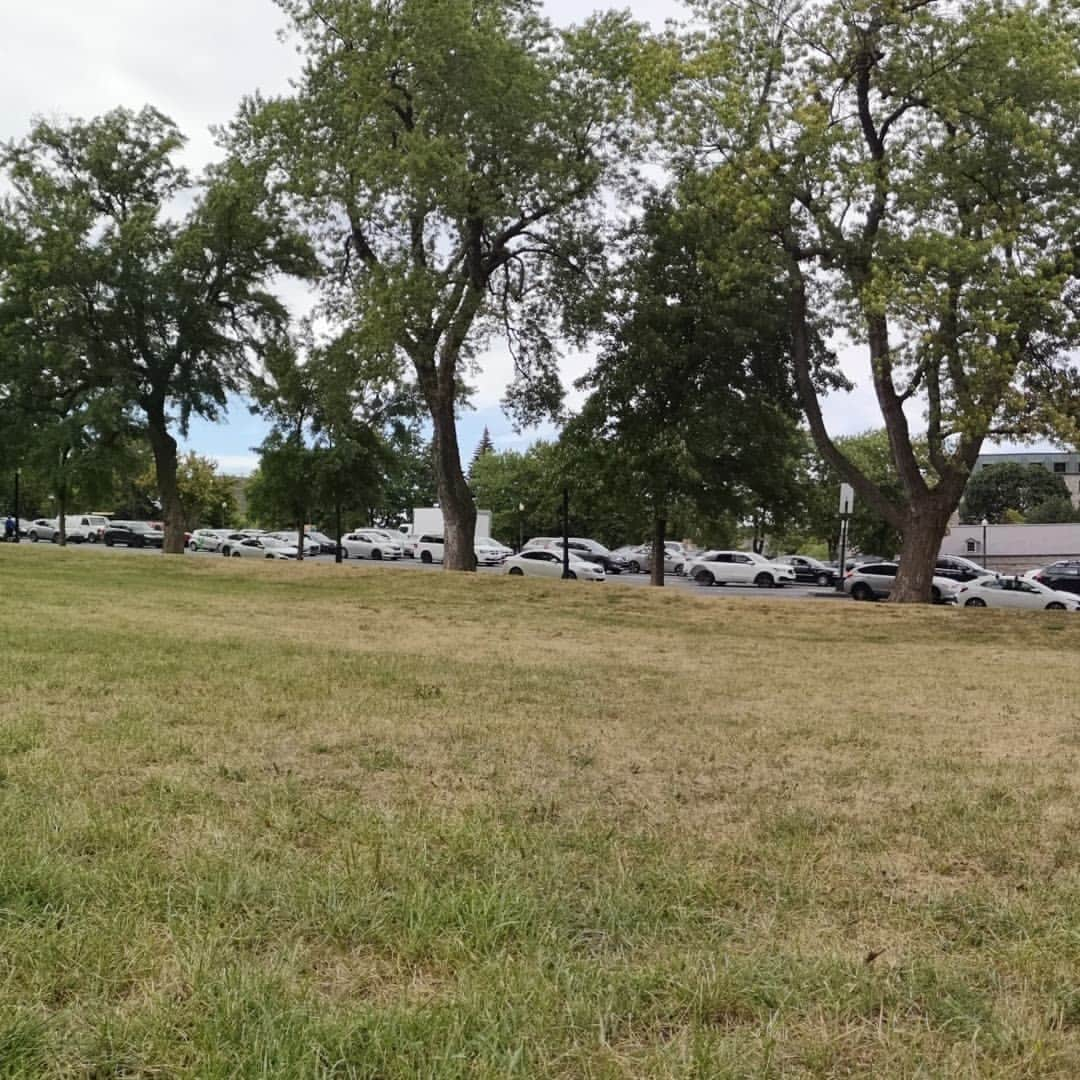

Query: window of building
[1054,462,1067,473]
[966,538,981,554]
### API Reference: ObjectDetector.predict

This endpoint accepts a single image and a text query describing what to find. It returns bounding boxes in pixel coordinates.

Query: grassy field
[2,547,1080,1077]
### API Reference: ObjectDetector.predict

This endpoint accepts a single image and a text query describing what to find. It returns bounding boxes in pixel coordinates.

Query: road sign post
[835,484,855,593]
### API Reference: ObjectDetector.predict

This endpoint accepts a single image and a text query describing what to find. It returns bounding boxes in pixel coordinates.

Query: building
[974,451,1080,506]
[941,521,1080,573]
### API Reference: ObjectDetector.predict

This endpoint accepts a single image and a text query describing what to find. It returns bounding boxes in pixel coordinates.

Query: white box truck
[399,507,494,557]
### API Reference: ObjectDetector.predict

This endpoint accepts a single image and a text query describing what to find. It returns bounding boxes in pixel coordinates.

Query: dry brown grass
[3,545,1080,1076]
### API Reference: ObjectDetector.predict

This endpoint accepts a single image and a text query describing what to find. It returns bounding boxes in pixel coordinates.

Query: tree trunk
[147,413,185,554]
[430,394,476,572]
[890,500,953,603]
[650,515,666,588]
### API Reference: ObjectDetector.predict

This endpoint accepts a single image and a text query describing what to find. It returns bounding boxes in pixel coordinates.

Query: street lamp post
[981,518,989,569]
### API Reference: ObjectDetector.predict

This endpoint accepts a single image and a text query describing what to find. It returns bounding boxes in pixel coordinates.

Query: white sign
[839,483,855,516]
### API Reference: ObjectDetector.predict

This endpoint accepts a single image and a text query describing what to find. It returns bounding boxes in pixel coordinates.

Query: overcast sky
[2,0,898,473]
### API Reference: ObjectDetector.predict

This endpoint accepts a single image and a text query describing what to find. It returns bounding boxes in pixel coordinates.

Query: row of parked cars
[841,557,1080,611]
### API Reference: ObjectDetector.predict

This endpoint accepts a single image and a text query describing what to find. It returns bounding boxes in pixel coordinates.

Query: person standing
[4,515,15,542]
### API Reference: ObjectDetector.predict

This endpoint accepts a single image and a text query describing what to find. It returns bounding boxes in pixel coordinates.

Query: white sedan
[476,539,511,565]
[228,536,299,560]
[340,531,402,560]
[953,575,1080,611]
[267,531,321,557]
[503,550,605,581]
[685,550,798,588]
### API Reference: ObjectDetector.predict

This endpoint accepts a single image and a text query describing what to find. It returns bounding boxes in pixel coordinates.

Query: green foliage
[778,431,921,559]
[960,463,1073,524]
[683,0,1080,597]
[1,107,315,549]
[137,453,238,530]
[469,428,495,476]
[227,0,647,565]
[567,193,807,552]
[1024,496,1080,525]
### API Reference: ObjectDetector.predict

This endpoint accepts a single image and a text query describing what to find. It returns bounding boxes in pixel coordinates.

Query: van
[64,515,111,543]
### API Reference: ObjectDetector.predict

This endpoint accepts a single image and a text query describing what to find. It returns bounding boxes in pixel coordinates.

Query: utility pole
[13,468,21,543]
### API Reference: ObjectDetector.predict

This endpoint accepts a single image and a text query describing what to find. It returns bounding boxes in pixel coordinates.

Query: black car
[1031,561,1080,596]
[563,540,627,574]
[103,521,164,548]
[776,555,838,587]
[934,555,990,583]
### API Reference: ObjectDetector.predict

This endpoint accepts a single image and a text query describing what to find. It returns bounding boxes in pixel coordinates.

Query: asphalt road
[11,538,848,602]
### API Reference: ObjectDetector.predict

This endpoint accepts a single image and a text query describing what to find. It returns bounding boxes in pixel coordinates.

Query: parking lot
[11,538,843,602]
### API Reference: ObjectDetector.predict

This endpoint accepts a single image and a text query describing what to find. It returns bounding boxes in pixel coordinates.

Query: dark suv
[103,521,165,548]
[1030,561,1080,596]
[934,555,990,583]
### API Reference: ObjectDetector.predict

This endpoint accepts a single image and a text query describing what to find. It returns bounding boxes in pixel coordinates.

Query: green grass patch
[2,546,1080,1076]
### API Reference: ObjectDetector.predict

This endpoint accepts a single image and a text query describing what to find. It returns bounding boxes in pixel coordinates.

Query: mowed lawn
[2,549,1080,1077]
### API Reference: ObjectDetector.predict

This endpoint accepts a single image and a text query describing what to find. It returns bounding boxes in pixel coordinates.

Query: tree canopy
[681,0,1080,599]
[226,0,649,568]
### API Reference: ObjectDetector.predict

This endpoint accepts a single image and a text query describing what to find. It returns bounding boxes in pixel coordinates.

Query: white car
[188,528,234,552]
[268,531,321,557]
[475,538,511,565]
[416,534,444,564]
[843,562,961,603]
[503,549,606,581]
[340,531,402,560]
[28,518,59,542]
[953,575,1080,611]
[685,550,798,588]
[228,536,298,560]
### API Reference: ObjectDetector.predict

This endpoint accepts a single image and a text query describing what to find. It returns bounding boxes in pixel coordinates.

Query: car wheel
[104,539,114,547]
[851,583,873,601]
[931,586,941,603]
[420,551,433,564]
[29,532,38,543]
[566,570,577,580]
[232,551,242,558]
[628,560,640,574]
[372,549,382,560]
[695,570,715,586]
[51,534,58,543]
[816,572,831,587]
[674,563,684,576]
[964,597,987,607]
[188,540,197,550]
[754,572,775,588]
[509,566,524,576]
[1047,602,1066,610]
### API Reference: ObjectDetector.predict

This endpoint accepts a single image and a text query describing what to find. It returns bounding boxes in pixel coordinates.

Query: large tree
[685,0,1080,601]
[960,462,1073,524]
[570,194,809,585]
[1,107,314,552]
[228,0,645,569]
